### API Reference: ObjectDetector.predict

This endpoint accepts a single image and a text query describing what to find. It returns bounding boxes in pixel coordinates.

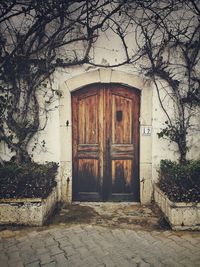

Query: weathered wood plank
[78,144,99,152]
[77,152,99,159]
[111,144,134,152]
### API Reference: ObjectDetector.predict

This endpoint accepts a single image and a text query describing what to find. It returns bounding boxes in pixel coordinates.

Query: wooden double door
[72,84,140,201]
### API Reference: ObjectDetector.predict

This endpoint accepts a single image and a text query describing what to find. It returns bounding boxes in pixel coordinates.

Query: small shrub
[158,159,200,202]
[0,162,58,199]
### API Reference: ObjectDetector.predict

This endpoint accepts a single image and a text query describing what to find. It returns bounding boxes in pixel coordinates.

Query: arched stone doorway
[59,69,153,204]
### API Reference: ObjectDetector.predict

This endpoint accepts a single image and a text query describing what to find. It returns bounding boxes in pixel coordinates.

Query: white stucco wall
[1,22,200,204]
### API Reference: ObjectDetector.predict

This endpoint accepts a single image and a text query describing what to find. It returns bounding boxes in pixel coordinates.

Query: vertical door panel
[78,95,98,144]
[111,160,132,193]
[77,159,99,192]
[72,86,102,201]
[106,85,140,201]
[112,94,132,144]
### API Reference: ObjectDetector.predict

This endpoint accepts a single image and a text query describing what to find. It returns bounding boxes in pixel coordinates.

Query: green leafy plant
[158,159,200,202]
[0,162,58,199]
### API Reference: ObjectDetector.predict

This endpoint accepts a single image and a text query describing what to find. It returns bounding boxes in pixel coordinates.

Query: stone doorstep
[154,184,200,230]
[0,188,57,226]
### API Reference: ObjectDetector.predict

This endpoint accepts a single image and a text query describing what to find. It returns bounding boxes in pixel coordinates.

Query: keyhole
[116,110,122,122]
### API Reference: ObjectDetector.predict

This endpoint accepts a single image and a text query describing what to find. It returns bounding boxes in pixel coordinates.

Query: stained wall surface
[1,26,199,204]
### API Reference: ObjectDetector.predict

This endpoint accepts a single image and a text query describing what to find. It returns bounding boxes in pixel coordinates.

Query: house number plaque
[142,126,152,136]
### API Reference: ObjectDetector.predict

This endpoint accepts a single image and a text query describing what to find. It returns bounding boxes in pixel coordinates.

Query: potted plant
[154,160,200,230]
[0,161,58,226]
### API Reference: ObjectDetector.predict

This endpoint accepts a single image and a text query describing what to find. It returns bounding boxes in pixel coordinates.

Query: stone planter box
[0,188,57,226]
[154,184,200,230]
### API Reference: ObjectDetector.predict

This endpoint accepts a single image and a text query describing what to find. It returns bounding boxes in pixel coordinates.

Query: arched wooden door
[72,84,140,201]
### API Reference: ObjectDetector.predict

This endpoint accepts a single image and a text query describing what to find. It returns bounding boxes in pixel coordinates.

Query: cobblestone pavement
[0,223,200,267]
